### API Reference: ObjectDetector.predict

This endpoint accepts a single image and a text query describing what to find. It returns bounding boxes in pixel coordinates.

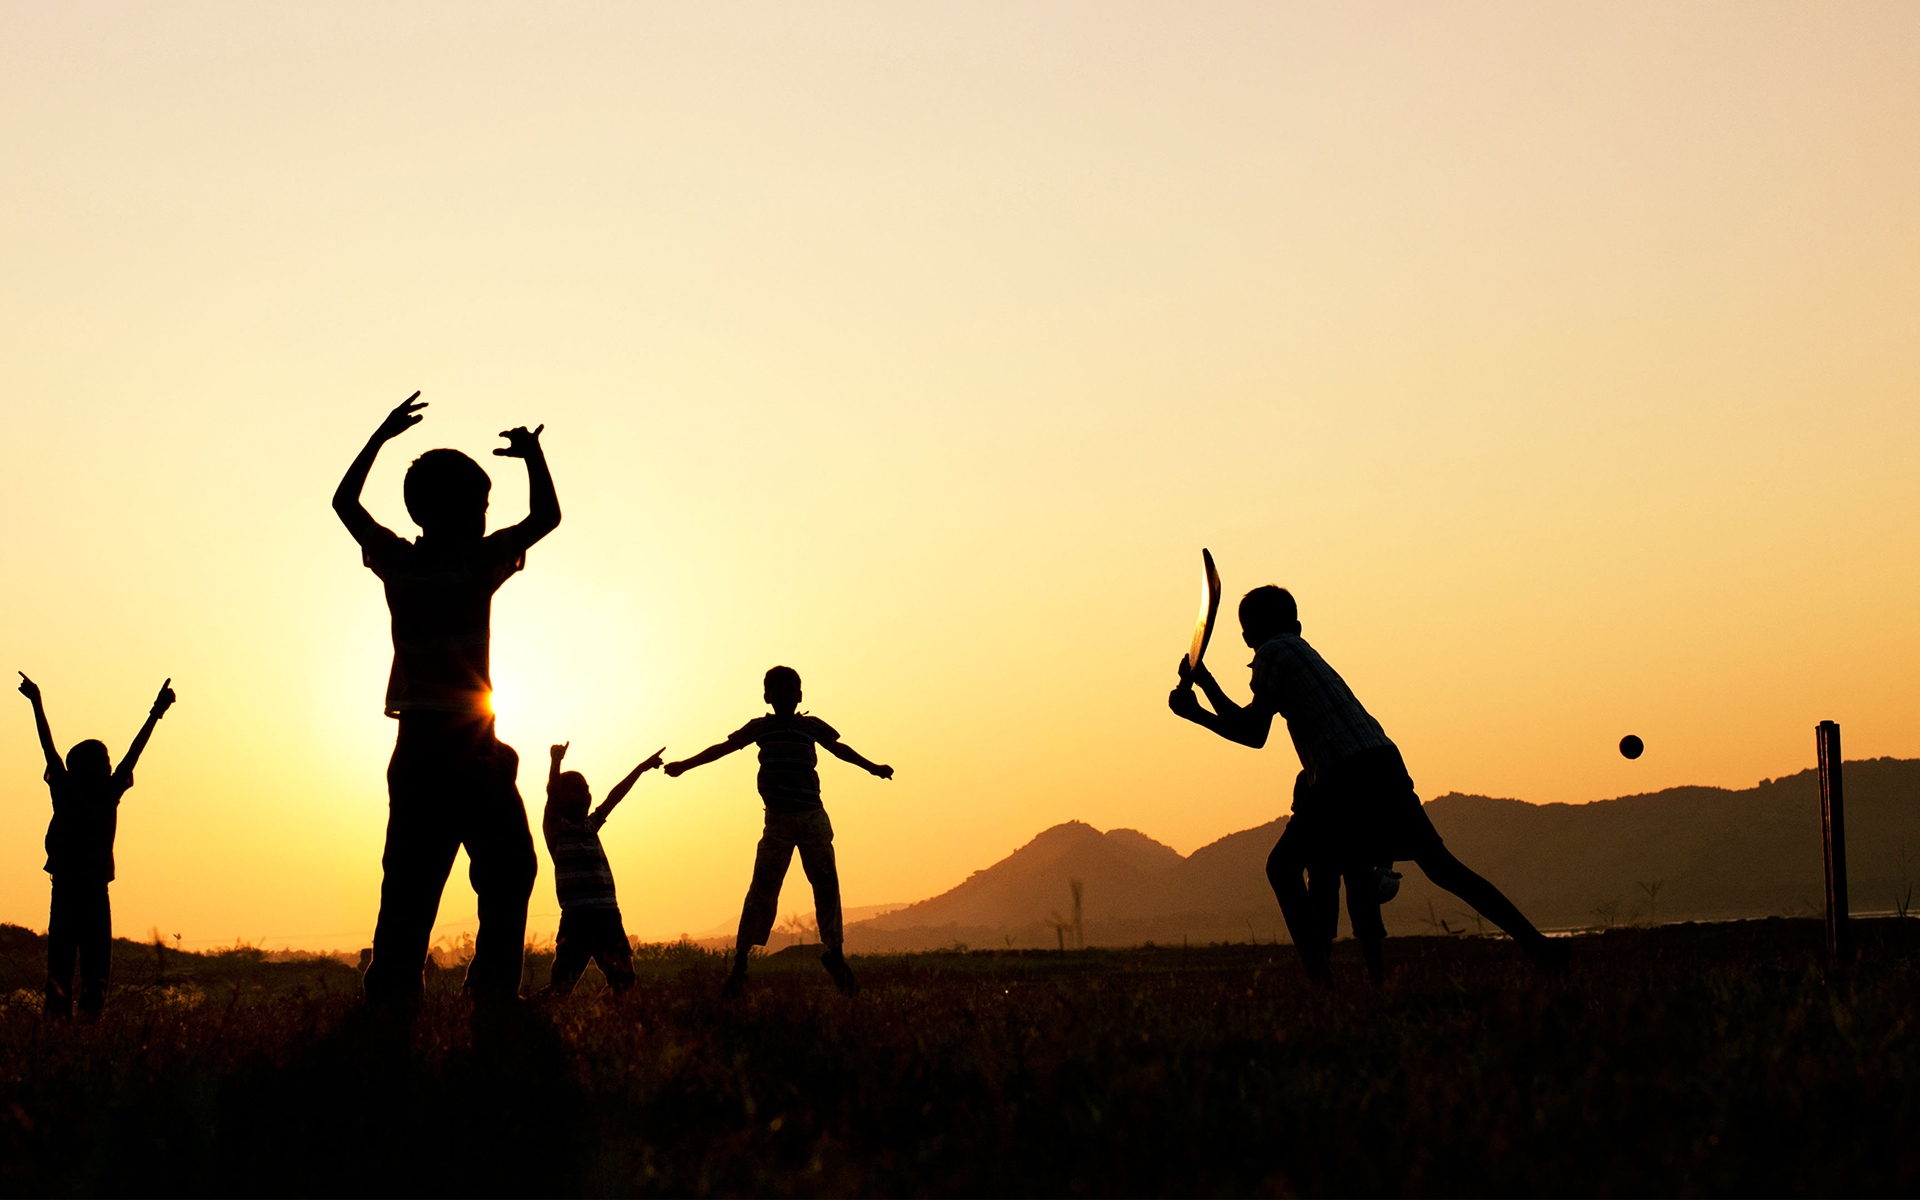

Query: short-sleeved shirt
[724,713,841,814]
[1249,634,1393,782]
[44,767,134,882]
[543,807,619,911]
[360,528,529,718]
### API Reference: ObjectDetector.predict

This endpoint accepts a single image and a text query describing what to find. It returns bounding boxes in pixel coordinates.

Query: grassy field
[0,919,1916,1197]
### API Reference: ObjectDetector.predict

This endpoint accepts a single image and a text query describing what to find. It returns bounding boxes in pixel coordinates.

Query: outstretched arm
[1168,657,1275,749]
[17,673,61,775]
[549,742,569,793]
[494,425,560,547]
[664,740,742,777]
[333,392,426,546]
[593,748,666,827]
[823,739,893,779]
[116,679,176,781]
[1187,660,1237,714]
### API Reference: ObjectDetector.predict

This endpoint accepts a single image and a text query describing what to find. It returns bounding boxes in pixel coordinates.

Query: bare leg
[1308,866,1341,947]
[45,881,81,1018]
[1342,867,1386,985]
[1266,827,1332,984]
[595,912,636,994]
[1412,845,1565,969]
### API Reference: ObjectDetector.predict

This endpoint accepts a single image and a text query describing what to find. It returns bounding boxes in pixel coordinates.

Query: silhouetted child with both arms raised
[333,391,560,1007]
[540,741,663,996]
[17,672,175,1018]
[667,666,891,998]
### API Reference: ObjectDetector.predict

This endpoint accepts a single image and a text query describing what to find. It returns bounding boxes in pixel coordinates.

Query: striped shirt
[360,528,529,718]
[725,713,841,814]
[1249,634,1393,781]
[543,807,619,910]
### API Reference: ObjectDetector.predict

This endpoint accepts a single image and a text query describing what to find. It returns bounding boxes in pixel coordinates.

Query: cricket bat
[1188,548,1222,672]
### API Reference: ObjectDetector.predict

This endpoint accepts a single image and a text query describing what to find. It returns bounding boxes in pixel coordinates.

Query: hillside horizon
[725,758,1920,954]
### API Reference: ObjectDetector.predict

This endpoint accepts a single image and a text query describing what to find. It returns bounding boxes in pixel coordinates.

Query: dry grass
[1,920,1917,1196]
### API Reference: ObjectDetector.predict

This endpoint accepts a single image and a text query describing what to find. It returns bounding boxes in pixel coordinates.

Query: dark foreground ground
[0,919,1916,1197]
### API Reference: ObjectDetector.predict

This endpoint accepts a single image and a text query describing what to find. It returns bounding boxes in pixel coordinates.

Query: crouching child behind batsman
[541,742,663,996]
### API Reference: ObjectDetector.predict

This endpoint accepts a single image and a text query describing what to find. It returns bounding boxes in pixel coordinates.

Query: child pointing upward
[667,666,891,998]
[17,672,175,1018]
[540,742,662,997]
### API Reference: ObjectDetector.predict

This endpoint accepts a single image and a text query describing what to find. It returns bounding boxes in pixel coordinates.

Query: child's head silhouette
[764,665,802,713]
[1238,585,1301,647]
[65,739,110,779]
[550,770,590,816]
[404,449,491,538]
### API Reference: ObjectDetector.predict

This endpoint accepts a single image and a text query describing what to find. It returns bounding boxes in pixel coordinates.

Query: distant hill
[842,758,1920,952]
[0,924,358,995]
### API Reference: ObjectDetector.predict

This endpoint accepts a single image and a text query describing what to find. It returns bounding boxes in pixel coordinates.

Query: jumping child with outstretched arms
[666,666,891,998]
[17,672,175,1017]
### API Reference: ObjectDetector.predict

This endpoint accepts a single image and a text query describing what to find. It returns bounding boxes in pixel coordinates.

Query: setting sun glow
[3,3,1917,952]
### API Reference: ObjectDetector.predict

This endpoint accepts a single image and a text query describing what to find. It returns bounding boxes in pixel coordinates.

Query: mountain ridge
[832,758,1920,952]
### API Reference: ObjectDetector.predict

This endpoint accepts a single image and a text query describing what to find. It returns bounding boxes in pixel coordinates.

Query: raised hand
[550,741,570,763]
[17,672,41,704]
[1168,685,1204,720]
[664,761,685,778]
[493,424,545,459]
[872,764,894,780]
[373,392,426,443]
[638,748,666,773]
[1175,656,1220,698]
[151,679,176,717]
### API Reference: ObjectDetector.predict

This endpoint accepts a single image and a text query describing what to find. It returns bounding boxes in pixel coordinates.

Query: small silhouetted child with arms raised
[541,741,663,997]
[666,666,891,998]
[17,672,175,1018]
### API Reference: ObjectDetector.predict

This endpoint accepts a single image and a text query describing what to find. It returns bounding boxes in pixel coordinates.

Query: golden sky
[3,4,1917,950]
